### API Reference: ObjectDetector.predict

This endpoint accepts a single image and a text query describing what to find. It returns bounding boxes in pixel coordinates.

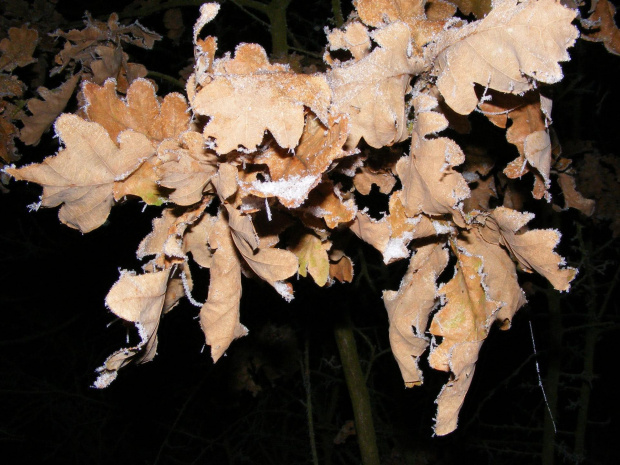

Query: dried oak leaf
[226,205,298,286]
[200,212,248,362]
[478,206,576,291]
[83,78,190,143]
[6,114,153,232]
[353,165,397,195]
[247,113,349,208]
[324,21,372,64]
[457,229,527,329]
[157,132,218,206]
[1,102,19,163]
[94,268,183,388]
[429,244,501,435]
[479,90,551,200]
[328,21,424,149]
[581,0,620,55]
[383,242,449,387]
[192,43,330,154]
[556,172,595,216]
[290,233,331,286]
[449,0,493,18]
[20,74,81,146]
[432,0,578,115]
[0,74,25,98]
[396,91,470,225]
[0,26,38,72]
[353,0,447,47]
[300,180,357,229]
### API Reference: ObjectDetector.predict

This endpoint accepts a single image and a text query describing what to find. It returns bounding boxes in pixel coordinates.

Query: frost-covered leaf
[383,242,449,386]
[432,0,578,115]
[0,26,38,72]
[301,180,357,229]
[247,114,349,207]
[479,207,576,291]
[192,43,330,154]
[6,114,153,232]
[94,268,173,388]
[396,91,470,225]
[328,22,424,149]
[157,132,218,206]
[457,229,527,328]
[429,243,501,435]
[201,212,247,362]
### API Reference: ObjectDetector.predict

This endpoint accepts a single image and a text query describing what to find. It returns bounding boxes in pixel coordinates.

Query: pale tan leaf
[301,180,357,229]
[20,74,81,146]
[479,207,576,291]
[325,21,372,63]
[157,132,217,206]
[383,242,449,386]
[213,162,239,201]
[201,213,247,362]
[457,229,527,329]
[6,114,153,232]
[94,268,171,388]
[329,255,354,283]
[192,43,330,153]
[353,165,396,195]
[396,91,470,225]
[433,0,578,115]
[328,22,424,149]
[429,244,501,435]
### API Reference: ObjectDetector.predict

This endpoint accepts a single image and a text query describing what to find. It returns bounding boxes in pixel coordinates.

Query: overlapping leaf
[6,114,153,232]
[432,0,578,115]
[192,42,331,154]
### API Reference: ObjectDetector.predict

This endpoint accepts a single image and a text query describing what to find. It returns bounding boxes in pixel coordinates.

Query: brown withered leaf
[290,233,331,286]
[479,207,576,291]
[480,90,551,198]
[201,212,247,362]
[301,181,357,229]
[432,0,578,115]
[163,8,185,44]
[449,0,493,18]
[396,91,470,225]
[383,242,449,387]
[353,165,396,195]
[192,43,330,154]
[353,0,446,47]
[558,173,596,216]
[20,74,81,146]
[83,78,190,143]
[328,22,424,149]
[1,102,19,163]
[247,114,349,207]
[6,114,153,232]
[157,132,218,206]
[94,268,177,388]
[429,244,501,435]
[329,255,354,283]
[0,26,38,72]
[0,74,25,98]
[581,0,620,55]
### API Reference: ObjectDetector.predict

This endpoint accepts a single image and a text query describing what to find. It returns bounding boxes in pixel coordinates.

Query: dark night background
[1,1,620,464]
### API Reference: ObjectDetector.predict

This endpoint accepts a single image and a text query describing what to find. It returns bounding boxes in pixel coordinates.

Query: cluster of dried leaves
[3,0,620,435]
